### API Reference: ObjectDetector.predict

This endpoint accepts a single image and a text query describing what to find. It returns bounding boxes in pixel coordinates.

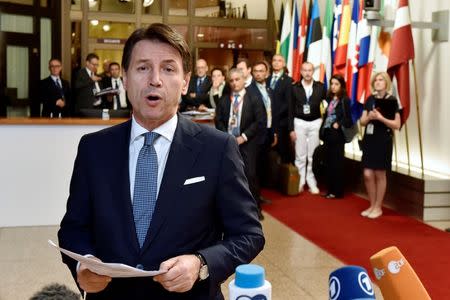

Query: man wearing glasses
[38,58,71,118]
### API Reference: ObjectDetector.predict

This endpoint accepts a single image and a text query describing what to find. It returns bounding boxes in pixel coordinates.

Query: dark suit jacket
[58,115,264,300]
[74,68,98,113]
[39,76,71,117]
[99,77,130,110]
[180,75,212,110]
[247,81,276,136]
[319,97,353,143]
[266,72,293,131]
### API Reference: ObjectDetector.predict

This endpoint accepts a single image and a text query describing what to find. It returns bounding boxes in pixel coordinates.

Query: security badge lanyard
[303,86,312,114]
[230,94,242,126]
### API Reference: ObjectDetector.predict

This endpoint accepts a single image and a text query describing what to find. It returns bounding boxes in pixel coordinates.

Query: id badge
[230,116,236,126]
[366,123,374,135]
[303,104,311,114]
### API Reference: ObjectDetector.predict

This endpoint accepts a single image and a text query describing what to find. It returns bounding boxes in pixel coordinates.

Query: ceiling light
[103,24,111,32]
[90,19,99,26]
[88,0,97,8]
[197,33,204,38]
[143,0,154,7]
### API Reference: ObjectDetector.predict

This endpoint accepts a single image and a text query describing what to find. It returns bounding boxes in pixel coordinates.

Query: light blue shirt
[129,114,177,202]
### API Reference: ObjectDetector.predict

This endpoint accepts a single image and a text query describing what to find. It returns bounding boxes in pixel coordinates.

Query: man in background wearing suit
[39,58,71,118]
[74,53,102,115]
[267,54,294,163]
[180,58,211,111]
[58,23,264,300]
[100,62,130,110]
[215,68,266,220]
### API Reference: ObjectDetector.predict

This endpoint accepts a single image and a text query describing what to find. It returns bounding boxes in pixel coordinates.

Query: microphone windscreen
[329,265,376,300]
[370,246,431,300]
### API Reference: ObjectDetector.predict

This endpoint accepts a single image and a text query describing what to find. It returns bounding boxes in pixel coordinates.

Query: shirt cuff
[241,133,248,142]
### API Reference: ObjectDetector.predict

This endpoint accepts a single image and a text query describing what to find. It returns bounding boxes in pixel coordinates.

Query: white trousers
[294,118,322,188]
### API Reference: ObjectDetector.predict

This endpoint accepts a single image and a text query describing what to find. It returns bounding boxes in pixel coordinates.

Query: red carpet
[262,189,450,299]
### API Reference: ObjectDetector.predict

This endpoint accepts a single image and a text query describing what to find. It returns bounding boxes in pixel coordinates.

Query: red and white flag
[387,0,414,124]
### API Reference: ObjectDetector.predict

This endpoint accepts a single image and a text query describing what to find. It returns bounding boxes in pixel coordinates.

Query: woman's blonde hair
[370,72,392,95]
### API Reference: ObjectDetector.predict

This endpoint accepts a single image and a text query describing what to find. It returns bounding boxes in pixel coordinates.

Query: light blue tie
[133,132,159,248]
[231,94,240,137]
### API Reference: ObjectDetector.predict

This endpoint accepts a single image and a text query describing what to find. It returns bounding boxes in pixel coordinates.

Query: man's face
[236,61,251,79]
[301,63,314,82]
[196,59,208,77]
[123,40,190,130]
[48,60,62,77]
[110,64,121,78]
[252,64,268,84]
[272,55,285,72]
[86,58,99,73]
[211,69,224,84]
[229,72,245,93]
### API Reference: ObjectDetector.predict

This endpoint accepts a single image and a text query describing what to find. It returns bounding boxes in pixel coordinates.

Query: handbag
[341,100,359,143]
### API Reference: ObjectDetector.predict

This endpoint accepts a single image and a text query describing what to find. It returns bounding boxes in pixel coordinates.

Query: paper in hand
[48,240,167,278]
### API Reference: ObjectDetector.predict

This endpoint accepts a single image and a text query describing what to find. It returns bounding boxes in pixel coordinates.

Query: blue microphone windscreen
[329,266,376,300]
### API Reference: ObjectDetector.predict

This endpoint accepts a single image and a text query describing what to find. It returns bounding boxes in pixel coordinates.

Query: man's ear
[181,72,191,95]
[122,71,127,90]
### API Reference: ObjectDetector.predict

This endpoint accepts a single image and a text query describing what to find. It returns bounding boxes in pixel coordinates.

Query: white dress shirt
[129,114,177,202]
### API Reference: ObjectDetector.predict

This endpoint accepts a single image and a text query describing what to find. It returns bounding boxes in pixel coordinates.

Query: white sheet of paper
[48,240,167,278]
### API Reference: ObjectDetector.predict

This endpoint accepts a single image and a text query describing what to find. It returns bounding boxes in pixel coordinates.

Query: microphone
[370,246,431,300]
[328,266,376,299]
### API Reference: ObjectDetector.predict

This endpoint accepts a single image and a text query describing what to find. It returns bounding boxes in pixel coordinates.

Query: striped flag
[387,0,414,124]
[303,0,313,61]
[275,0,285,54]
[319,0,333,86]
[287,0,299,77]
[331,0,342,67]
[356,4,375,104]
[280,0,292,62]
[306,0,322,80]
[293,0,308,82]
[333,0,350,76]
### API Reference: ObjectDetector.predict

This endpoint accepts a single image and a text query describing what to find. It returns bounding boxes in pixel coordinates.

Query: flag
[293,0,308,82]
[356,4,375,104]
[287,0,299,76]
[331,0,342,67]
[319,0,333,87]
[303,0,313,61]
[279,0,292,62]
[306,0,322,80]
[387,0,414,124]
[333,0,350,75]
[275,0,285,54]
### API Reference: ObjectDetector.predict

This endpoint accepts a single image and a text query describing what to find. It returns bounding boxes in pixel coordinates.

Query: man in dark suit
[39,58,71,118]
[180,58,212,111]
[100,62,130,110]
[58,23,264,300]
[215,68,266,220]
[267,54,294,163]
[74,53,103,115]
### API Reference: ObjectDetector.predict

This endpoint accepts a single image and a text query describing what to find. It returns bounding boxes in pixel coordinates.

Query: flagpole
[393,133,398,172]
[404,123,411,175]
[411,60,425,178]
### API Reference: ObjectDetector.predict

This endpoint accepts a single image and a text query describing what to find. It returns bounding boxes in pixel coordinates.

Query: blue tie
[231,94,240,137]
[133,132,159,248]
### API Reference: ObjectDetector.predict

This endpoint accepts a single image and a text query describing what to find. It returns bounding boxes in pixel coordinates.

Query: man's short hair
[228,68,244,78]
[30,283,80,300]
[253,60,269,71]
[86,53,99,62]
[236,58,252,69]
[122,23,192,74]
[109,62,120,69]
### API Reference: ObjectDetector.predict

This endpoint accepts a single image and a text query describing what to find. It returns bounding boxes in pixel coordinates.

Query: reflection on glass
[0,14,33,34]
[88,0,134,14]
[194,0,267,20]
[169,0,188,16]
[89,21,135,40]
[94,50,123,74]
[7,46,29,99]
[142,0,161,15]
[40,18,52,79]
[195,26,268,49]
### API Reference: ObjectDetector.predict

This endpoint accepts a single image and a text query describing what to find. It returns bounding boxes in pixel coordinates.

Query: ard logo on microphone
[388,258,405,274]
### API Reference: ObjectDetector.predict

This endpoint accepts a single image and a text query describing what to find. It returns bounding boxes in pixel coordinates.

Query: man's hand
[289,131,296,142]
[77,258,111,293]
[271,133,278,147]
[236,136,245,145]
[91,74,102,82]
[189,92,196,98]
[56,99,65,108]
[153,255,200,293]
[198,104,208,112]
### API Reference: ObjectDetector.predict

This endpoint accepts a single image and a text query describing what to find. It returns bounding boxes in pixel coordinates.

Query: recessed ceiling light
[90,19,99,26]
[103,24,111,32]
[197,33,204,38]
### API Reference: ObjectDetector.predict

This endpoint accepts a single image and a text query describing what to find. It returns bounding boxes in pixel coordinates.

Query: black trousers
[323,128,345,197]
[240,141,261,208]
[275,125,294,164]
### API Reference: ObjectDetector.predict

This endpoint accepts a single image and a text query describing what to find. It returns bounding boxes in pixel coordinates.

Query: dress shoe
[309,186,320,195]
[367,209,383,219]
[361,208,372,217]
[257,210,265,221]
[323,193,336,199]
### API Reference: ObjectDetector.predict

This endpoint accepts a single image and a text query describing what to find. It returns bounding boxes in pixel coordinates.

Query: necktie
[231,94,240,137]
[196,77,203,94]
[133,132,159,248]
[113,80,119,109]
[55,78,64,98]
[270,75,278,89]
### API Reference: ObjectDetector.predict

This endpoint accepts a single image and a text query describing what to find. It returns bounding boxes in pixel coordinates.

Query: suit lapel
[142,116,203,251]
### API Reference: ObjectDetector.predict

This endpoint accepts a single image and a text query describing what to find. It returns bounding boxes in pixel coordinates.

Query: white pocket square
[184,176,205,185]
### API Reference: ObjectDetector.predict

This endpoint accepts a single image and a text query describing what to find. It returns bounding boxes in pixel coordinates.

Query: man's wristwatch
[195,253,209,281]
